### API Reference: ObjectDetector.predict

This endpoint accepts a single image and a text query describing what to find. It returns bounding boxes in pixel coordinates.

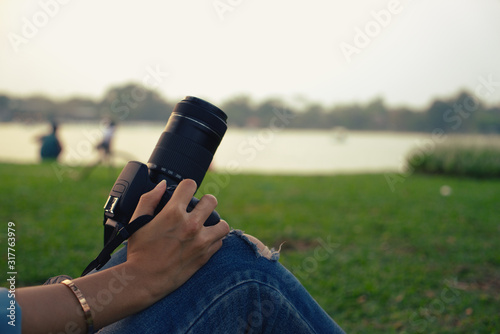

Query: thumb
[130,180,167,221]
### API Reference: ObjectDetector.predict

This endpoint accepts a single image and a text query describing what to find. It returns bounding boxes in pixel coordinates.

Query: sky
[1,0,500,109]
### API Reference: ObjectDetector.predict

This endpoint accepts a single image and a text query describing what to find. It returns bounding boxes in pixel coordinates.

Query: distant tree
[0,87,498,134]
[425,99,450,132]
[424,91,486,133]
[295,103,326,128]
[328,103,369,130]
[221,95,255,127]
[255,98,292,127]
[451,91,484,133]
[477,106,500,133]
[0,95,11,121]
[57,97,98,121]
[365,98,388,130]
[9,95,57,122]
[98,83,174,121]
[388,107,426,132]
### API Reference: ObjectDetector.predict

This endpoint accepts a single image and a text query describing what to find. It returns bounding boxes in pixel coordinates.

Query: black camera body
[102,161,221,244]
[82,96,227,275]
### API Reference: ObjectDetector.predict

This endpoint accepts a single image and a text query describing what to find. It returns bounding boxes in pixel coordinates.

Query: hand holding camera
[125,178,229,301]
[82,97,228,275]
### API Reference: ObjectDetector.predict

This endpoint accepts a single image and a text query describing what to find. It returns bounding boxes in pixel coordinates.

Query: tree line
[1,82,499,134]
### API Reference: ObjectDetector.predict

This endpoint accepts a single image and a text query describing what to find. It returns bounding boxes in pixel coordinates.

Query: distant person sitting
[38,121,62,162]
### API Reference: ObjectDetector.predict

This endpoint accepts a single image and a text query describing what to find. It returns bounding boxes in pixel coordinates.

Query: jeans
[92,230,345,334]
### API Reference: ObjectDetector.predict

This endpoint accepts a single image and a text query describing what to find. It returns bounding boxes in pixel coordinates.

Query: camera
[82,96,227,275]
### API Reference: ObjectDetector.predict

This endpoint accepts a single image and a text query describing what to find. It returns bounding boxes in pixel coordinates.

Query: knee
[242,233,275,260]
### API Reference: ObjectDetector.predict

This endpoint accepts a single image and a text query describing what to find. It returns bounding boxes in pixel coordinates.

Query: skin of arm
[16,179,230,334]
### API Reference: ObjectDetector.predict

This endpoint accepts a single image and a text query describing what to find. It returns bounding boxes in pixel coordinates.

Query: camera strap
[81,214,154,276]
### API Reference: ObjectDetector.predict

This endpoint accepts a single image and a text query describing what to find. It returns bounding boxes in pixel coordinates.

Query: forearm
[15,179,228,333]
[16,262,153,333]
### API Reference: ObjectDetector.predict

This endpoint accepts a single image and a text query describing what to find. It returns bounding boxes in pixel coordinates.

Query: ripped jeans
[93,230,345,333]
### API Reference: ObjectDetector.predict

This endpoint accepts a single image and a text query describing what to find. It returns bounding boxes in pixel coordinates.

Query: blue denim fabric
[96,230,345,334]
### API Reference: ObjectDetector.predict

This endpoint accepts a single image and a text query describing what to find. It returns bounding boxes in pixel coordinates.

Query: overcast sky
[1,0,500,109]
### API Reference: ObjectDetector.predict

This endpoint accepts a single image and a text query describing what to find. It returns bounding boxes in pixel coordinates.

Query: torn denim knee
[230,229,280,261]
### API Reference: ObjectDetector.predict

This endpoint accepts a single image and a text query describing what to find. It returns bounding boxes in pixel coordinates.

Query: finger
[131,180,167,221]
[202,220,230,242]
[189,194,218,222]
[168,179,197,210]
[211,219,230,238]
[202,220,230,252]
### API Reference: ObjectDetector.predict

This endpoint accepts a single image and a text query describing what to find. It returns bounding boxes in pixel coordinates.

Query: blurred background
[1,0,500,173]
[1,1,500,333]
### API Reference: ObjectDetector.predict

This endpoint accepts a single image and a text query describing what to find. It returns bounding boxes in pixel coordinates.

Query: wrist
[123,256,182,306]
[76,261,158,328]
[115,262,158,307]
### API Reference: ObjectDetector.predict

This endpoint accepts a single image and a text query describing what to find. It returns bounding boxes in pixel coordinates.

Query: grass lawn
[1,162,499,333]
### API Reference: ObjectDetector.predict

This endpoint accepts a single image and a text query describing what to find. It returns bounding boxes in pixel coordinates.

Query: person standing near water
[96,120,117,165]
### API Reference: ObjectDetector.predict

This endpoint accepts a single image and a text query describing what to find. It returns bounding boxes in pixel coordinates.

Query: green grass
[1,163,499,333]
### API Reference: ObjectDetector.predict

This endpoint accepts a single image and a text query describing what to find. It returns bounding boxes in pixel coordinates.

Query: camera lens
[147,96,228,187]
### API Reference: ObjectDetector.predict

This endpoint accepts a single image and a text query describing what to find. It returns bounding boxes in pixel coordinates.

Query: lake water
[0,122,468,175]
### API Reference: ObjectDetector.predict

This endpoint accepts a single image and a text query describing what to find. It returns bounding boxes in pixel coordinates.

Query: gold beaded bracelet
[61,279,94,334]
